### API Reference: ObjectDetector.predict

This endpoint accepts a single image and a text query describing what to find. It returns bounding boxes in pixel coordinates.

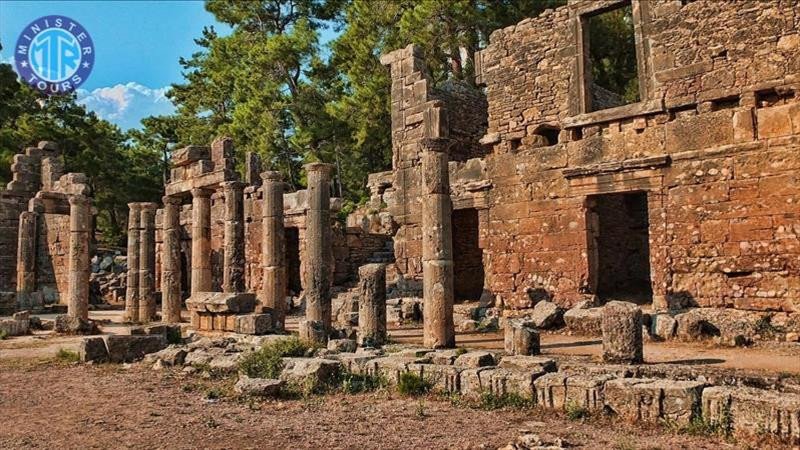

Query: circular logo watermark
[14,15,94,94]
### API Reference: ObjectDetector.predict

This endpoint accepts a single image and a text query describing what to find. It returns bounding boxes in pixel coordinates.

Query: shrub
[338,372,388,394]
[0,329,7,340]
[55,348,79,363]
[238,337,314,379]
[397,372,432,396]
[565,400,589,420]
[476,391,535,410]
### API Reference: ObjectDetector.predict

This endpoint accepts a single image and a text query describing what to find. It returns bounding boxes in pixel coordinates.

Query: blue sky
[0,0,224,130]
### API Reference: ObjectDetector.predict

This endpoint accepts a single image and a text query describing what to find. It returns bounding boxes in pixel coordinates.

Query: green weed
[55,348,79,363]
[397,372,433,396]
[238,337,315,379]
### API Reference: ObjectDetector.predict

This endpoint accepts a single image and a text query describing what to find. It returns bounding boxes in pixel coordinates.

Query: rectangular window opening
[584,1,641,112]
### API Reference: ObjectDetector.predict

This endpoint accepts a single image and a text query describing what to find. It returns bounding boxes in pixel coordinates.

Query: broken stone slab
[79,337,109,363]
[529,301,563,329]
[185,292,256,314]
[564,374,616,411]
[703,386,800,443]
[54,315,98,335]
[280,358,342,391]
[209,353,243,373]
[333,352,380,374]
[563,307,603,336]
[234,313,273,335]
[454,350,496,368]
[363,355,428,383]
[497,356,557,373]
[105,335,167,363]
[0,317,29,337]
[142,346,187,367]
[534,373,570,410]
[426,349,463,365]
[605,378,704,425]
[184,347,224,366]
[327,339,357,353]
[234,376,284,397]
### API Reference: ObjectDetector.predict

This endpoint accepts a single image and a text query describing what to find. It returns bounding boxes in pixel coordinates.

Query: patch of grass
[664,413,731,438]
[397,372,433,396]
[454,347,468,357]
[0,329,7,340]
[566,400,590,420]
[55,348,79,363]
[338,372,388,394]
[415,399,427,418]
[474,391,535,410]
[238,337,315,379]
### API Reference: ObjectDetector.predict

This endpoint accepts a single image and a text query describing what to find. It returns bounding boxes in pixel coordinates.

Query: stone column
[421,148,455,348]
[303,163,334,338]
[357,263,387,347]
[125,203,142,322]
[161,196,182,323]
[602,301,643,364]
[504,319,540,356]
[16,211,38,308]
[137,202,157,322]
[260,171,287,329]
[221,182,245,293]
[67,195,91,321]
[191,188,213,294]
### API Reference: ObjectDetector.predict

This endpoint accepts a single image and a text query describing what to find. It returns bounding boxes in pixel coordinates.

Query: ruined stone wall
[468,0,800,312]
[376,0,800,316]
[34,213,70,304]
[0,193,25,293]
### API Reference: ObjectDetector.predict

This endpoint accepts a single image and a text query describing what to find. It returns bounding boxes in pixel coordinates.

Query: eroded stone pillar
[16,212,38,307]
[357,263,387,347]
[125,203,142,322]
[260,171,287,329]
[422,148,455,348]
[222,182,245,293]
[191,188,213,294]
[138,202,157,322]
[67,195,91,320]
[303,162,334,340]
[161,196,182,323]
[602,301,643,364]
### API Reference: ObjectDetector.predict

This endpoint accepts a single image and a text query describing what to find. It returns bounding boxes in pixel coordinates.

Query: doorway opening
[285,227,302,295]
[451,208,484,302]
[587,191,652,305]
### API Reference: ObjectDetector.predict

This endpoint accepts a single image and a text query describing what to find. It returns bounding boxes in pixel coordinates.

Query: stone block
[144,346,187,366]
[185,292,256,314]
[54,315,97,335]
[602,301,643,364]
[298,319,327,345]
[565,374,616,411]
[79,337,109,363]
[209,353,243,373]
[604,378,658,421]
[235,375,283,397]
[335,352,379,374]
[703,386,800,443]
[529,301,563,329]
[497,356,557,373]
[327,339,357,353]
[504,319,540,356]
[171,145,209,167]
[650,314,677,340]
[563,307,603,336]
[235,313,273,335]
[280,357,342,390]
[105,335,167,363]
[408,363,462,393]
[454,351,496,368]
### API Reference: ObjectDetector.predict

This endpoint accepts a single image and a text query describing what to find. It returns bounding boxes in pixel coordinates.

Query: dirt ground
[0,360,780,450]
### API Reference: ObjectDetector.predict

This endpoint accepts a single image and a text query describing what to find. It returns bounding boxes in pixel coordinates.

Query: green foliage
[55,348,80,363]
[238,337,314,379]
[565,400,589,420]
[0,329,7,340]
[338,371,388,394]
[664,409,731,438]
[397,371,433,396]
[476,391,534,410]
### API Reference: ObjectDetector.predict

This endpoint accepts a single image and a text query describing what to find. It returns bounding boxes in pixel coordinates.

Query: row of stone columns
[125,202,157,323]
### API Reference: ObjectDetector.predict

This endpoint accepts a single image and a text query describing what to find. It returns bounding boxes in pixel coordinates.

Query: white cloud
[76,82,175,130]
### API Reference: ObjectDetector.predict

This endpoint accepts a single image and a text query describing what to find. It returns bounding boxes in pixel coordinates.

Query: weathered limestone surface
[259,171,286,329]
[221,181,245,293]
[137,203,158,322]
[125,203,142,322]
[504,319,540,356]
[703,386,800,443]
[191,188,213,294]
[67,195,91,320]
[602,301,643,364]
[357,263,387,347]
[160,196,182,323]
[303,163,334,340]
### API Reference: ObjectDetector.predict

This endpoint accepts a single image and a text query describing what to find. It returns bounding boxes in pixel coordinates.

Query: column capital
[303,162,335,177]
[220,181,247,191]
[138,202,159,211]
[260,171,283,183]
[127,202,143,211]
[162,195,182,206]
[190,187,214,198]
[68,194,90,206]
